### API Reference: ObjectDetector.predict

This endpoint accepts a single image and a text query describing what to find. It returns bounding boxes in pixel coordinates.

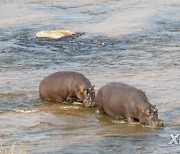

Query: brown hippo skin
[96,82,163,128]
[39,71,96,107]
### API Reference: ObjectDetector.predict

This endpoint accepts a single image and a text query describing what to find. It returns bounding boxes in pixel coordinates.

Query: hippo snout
[82,93,96,108]
[158,119,163,127]
[149,119,163,128]
[91,101,96,107]
[83,99,96,108]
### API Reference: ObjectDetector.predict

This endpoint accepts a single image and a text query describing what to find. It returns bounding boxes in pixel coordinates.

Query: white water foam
[14,109,39,113]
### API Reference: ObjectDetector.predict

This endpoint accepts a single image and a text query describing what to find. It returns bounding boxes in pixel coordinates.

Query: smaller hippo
[96,82,163,128]
[39,71,96,107]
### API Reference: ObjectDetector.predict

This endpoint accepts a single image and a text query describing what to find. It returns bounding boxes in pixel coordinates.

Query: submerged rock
[35,29,76,39]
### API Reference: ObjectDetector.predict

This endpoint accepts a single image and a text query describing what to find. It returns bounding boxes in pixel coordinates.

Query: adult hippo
[39,71,96,107]
[96,82,163,128]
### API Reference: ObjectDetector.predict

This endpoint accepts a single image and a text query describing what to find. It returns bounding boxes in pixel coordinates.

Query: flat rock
[35,29,76,39]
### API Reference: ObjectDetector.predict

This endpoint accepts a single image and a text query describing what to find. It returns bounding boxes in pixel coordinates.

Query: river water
[0,0,180,153]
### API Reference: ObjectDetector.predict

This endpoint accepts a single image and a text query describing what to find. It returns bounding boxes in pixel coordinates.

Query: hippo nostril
[83,101,91,108]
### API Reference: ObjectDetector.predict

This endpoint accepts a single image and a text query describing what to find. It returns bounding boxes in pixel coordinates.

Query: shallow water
[0,0,180,153]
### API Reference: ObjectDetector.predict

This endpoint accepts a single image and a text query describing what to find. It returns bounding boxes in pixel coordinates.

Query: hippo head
[77,84,96,107]
[138,104,163,128]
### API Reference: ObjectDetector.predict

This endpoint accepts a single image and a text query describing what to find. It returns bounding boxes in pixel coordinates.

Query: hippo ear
[79,84,85,93]
[152,107,158,113]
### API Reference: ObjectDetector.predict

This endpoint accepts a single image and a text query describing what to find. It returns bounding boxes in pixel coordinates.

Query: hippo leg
[98,106,105,113]
[49,96,64,103]
[127,116,135,123]
[66,95,74,103]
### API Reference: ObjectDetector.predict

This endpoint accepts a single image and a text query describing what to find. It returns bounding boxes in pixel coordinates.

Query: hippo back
[96,82,145,118]
[39,71,91,102]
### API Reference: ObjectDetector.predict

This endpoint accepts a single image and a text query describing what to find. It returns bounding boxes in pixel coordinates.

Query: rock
[35,29,76,39]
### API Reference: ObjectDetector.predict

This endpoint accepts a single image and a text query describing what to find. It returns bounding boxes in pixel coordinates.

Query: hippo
[39,71,96,107]
[96,82,163,128]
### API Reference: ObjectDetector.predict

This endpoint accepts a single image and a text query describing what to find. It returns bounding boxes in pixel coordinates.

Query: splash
[14,109,39,113]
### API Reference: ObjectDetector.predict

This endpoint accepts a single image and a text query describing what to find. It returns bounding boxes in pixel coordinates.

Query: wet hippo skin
[39,71,96,107]
[96,82,163,128]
